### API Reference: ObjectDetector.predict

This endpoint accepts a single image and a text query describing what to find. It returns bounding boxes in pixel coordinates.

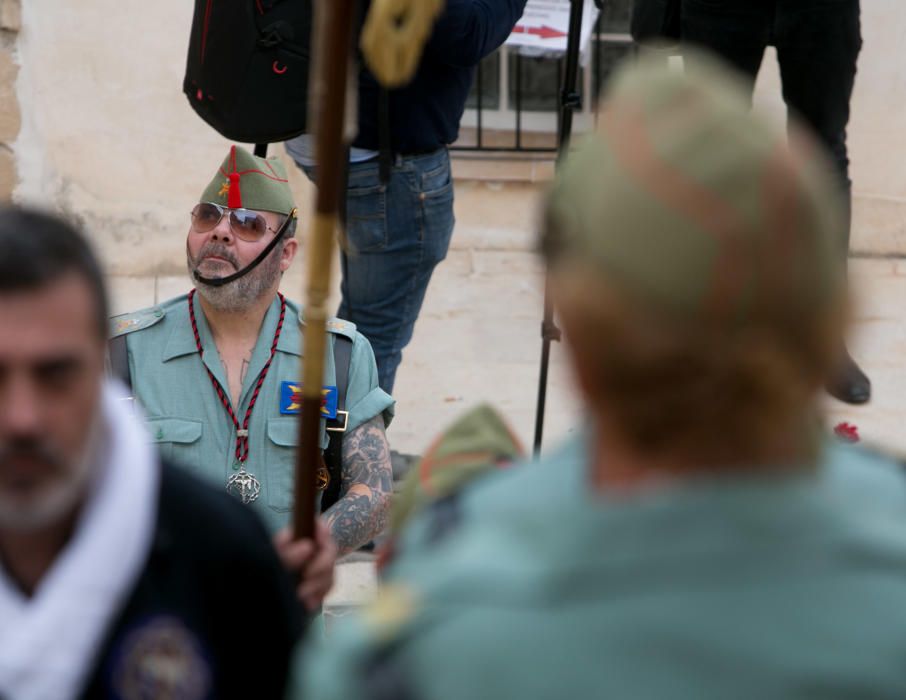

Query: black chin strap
[193,209,297,287]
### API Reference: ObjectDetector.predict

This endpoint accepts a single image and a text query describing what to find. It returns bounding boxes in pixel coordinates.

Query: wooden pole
[293,0,357,539]
[293,0,444,539]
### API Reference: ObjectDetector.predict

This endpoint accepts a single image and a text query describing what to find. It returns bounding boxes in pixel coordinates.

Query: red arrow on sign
[512,25,568,39]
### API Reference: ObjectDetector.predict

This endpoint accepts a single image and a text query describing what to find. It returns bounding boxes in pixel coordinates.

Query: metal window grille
[452,4,633,154]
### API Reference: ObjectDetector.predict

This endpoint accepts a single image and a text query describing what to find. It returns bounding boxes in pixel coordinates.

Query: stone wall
[0,0,19,199]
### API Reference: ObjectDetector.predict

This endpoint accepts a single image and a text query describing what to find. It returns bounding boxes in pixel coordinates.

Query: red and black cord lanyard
[188,289,286,468]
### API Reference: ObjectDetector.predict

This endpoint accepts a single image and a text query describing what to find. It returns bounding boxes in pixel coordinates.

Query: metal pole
[477,57,484,148]
[532,0,585,455]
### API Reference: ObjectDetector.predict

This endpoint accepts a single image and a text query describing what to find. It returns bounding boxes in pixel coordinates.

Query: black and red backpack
[183,0,315,144]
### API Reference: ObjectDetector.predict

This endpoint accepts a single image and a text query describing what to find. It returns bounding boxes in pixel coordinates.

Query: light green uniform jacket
[111,292,394,533]
[296,435,906,699]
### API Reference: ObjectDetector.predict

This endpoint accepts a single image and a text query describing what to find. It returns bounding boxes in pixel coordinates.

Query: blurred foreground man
[0,209,300,700]
[295,57,906,699]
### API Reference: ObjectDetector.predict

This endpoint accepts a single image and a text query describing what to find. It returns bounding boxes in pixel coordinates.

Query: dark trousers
[681,0,862,251]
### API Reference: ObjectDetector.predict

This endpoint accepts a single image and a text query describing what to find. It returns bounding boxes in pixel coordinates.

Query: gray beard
[0,410,105,533]
[188,242,283,312]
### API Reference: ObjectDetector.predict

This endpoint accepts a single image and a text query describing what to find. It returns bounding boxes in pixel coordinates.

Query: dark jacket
[630,0,681,43]
[80,463,303,699]
[354,0,528,154]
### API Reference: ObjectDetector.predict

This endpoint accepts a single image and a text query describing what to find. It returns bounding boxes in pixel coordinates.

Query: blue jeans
[295,148,455,394]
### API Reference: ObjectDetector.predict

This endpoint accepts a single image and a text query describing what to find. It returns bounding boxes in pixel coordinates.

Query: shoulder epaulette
[109,306,166,338]
[294,308,357,339]
[361,585,419,643]
[326,317,357,340]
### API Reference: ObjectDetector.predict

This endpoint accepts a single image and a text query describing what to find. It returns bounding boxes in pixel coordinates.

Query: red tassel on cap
[833,422,860,443]
[228,172,242,209]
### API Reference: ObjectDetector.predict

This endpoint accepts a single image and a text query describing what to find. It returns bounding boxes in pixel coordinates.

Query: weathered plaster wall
[12,0,906,274]
[0,0,20,199]
[15,0,314,275]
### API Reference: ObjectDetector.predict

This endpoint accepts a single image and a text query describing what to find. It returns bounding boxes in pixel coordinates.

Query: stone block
[106,275,156,316]
[325,560,378,607]
[0,0,19,32]
[0,47,19,142]
[450,180,543,252]
[851,194,906,257]
[155,275,191,304]
[452,155,554,183]
[0,146,16,200]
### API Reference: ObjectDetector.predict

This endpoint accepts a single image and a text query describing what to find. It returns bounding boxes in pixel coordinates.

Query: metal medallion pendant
[227,467,261,504]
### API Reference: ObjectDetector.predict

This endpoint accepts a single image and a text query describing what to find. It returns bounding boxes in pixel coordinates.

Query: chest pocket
[146,417,204,466]
[265,418,329,512]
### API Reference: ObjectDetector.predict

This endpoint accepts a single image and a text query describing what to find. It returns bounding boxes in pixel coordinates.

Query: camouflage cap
[199,145,295,215]
[544,52,846,322]
[389,404,524,539]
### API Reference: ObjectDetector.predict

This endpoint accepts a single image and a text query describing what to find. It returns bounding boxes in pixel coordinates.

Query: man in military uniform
[111,146,395,605]
[292,56,906,698]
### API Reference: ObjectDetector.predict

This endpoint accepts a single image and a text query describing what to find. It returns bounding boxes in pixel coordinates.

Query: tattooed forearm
[322,415,392,555]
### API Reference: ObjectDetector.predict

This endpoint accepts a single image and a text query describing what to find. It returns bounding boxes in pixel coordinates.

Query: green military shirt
[111,292,394,533]
[295,435,906,699]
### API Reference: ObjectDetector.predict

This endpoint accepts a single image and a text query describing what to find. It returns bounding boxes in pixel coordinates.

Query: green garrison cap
[389,404,524,538]
[545,52,846,321]
[199,145,295,215]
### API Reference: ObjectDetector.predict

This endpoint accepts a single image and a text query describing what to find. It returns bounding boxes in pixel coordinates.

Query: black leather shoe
[827,350,871,405]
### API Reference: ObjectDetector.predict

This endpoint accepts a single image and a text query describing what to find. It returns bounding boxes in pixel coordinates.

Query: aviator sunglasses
[190,202,286,242]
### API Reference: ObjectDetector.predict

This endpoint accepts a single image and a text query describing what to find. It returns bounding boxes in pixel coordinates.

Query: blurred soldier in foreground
[294,56,906,699]
[0,209,301,699]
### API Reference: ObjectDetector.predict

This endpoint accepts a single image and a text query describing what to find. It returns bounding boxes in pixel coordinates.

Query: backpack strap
[378,87,392,184]
[107,305,165,396]
[108,333,133,393]
[321,333,353,512]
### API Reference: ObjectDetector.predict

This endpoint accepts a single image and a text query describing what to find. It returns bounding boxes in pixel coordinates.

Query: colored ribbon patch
[280,381,338,418]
